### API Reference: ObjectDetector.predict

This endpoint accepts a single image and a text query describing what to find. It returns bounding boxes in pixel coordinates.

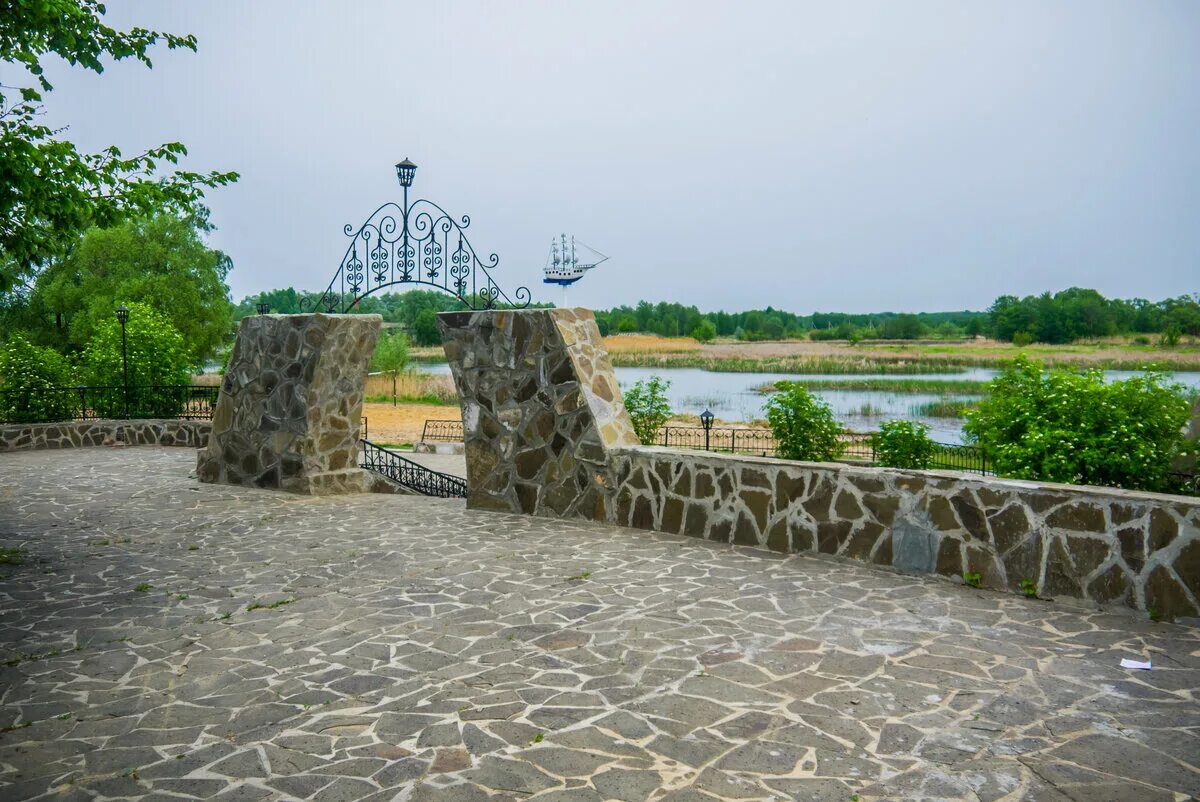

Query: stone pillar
[438,308,639,518]
[197,313,381,495]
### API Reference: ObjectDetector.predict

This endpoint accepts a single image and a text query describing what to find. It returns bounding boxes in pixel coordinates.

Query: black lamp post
[700,408,715,452]
[395,157,417,214]
[115,305,130,419]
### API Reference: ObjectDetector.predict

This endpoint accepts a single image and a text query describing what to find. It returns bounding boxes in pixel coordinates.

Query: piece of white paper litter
[1120,658,1152,670]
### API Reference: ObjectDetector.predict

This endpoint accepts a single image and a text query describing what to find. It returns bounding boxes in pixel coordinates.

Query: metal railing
[659,425,991,475]
[418,417,992,476]
[421,419,464,442]
[359,439,467,498]
[0,385,220,424]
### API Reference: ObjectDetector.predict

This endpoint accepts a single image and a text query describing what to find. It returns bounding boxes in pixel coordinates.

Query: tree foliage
[623,376,672,445]
[691,319,717,343]
[412,309,442,346]
[0,331,73,421]
[81,301,189,388]
[371,330,409,375]
[963,356,1196,493]
[26,215,233,364]
[765,382,845,462]
[0,0,238,292]
[987,289,1200,344]
[870,420,936,469]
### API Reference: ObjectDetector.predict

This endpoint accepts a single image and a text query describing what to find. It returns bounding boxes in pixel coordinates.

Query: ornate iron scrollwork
[310,168,531,312]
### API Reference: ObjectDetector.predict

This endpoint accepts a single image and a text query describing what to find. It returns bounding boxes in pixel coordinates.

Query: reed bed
[752,378,989,394]
[909,398,982,418]
[365,371,458,405]
[608,353,971,374]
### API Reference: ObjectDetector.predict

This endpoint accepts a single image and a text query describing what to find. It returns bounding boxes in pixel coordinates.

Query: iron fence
[660,425,991,475]
[421,419,464,442]
[0,385,220,424]
[418,417,992,476]
[359,439,467,498]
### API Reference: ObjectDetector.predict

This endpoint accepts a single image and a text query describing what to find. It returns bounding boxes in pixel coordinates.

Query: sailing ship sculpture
[543,234,608,305]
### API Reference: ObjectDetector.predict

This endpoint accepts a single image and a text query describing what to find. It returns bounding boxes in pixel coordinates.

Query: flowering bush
[0,334,75,422]
[765,382,845,462]
[964,356,1195,493]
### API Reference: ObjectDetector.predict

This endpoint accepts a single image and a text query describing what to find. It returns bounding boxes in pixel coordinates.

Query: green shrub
[765,382,844,461]
[1011,331,1034,346]
[623,376,672,445]
[0,334,75,422]
[963,356,1195,493]
[871,420,936,469]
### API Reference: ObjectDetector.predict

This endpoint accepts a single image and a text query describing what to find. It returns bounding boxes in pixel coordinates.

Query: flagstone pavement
[0,447,1197,802]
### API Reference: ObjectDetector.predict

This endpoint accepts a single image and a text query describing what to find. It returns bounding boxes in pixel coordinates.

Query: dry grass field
[363,371,456,402]
[416,333,1200,371]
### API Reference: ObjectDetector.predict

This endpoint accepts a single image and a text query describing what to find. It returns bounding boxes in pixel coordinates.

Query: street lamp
[700,408,715,452]
[115,305,130,419]
[394,158,417,188]
[395,157,417,217]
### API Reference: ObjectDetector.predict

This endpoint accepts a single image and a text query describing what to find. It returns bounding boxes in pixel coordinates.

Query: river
[419,363,1200,445]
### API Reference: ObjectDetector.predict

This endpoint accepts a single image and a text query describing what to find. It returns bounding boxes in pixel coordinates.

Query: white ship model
[543,234,608,287]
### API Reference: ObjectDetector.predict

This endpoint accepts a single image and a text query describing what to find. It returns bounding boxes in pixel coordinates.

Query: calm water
[421,363,1200,445]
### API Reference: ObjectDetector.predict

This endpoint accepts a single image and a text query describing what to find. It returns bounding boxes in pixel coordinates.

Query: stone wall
[441,307,1200,621]
[611,447,1199,621]
[197,313,380,495]
[0,419,210,452]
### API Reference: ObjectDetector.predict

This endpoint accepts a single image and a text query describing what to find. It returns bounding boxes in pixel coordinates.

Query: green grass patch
[365,393,458,406]
[0,547,24,565]
[246,598,297,612]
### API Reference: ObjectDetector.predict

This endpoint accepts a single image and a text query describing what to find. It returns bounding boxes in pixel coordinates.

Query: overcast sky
[32,1,1200,313]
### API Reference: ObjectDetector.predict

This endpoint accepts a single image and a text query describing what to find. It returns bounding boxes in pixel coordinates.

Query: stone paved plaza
[1,448,1198,801]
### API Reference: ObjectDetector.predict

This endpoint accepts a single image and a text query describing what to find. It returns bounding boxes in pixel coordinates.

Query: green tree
[81,301,189,405]
[0,332,74,422]
[880,314,927,340]
[0,0,238,292]
[623,376,672,445]
[765,382,845,462]
[32,215,233,364]
[691,319,717,343]
[963,356,1195,493]
[870,420,936,469]
[412,309,442,346]
[371,329,409,405]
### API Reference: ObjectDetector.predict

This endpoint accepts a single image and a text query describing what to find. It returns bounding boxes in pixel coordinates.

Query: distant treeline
[987,288,1200,344]
[591,303,982,341]
[237,286,1200,345]
[235,289,547,346]
[594,288,1200,343]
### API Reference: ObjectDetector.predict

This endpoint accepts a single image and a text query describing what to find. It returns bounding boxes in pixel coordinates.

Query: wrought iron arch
[311,164,531,313]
